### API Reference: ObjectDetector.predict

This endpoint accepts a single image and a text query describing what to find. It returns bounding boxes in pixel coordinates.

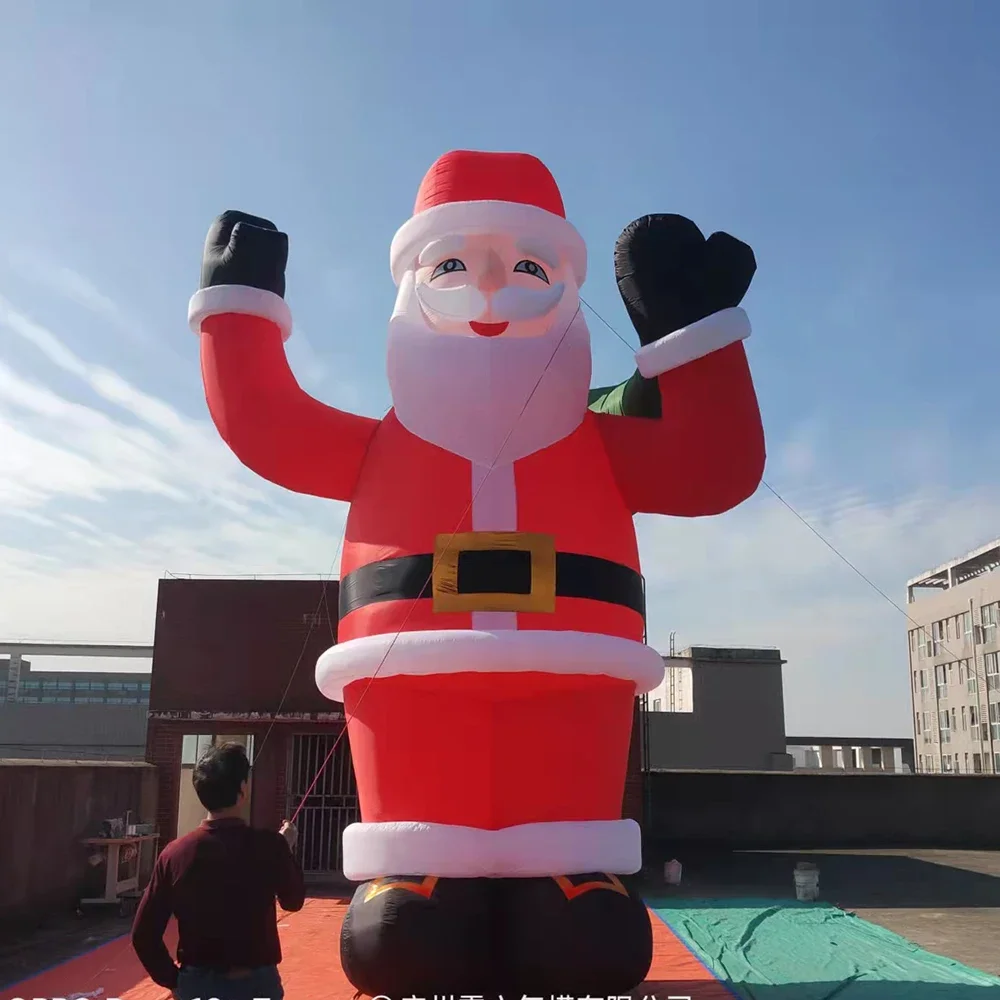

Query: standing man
[131,742,305,1000]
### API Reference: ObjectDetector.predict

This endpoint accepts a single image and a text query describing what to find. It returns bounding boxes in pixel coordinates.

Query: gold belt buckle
[432,531,556,614]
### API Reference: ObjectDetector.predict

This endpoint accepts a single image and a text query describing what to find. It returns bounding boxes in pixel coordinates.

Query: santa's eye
[513,259,549,283]
[431,258,466,279]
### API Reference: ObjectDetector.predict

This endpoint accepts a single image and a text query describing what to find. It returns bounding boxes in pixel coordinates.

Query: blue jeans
[173,964,284,1000]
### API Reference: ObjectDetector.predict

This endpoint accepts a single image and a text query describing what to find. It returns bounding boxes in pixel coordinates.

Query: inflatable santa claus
[189,149,765,995]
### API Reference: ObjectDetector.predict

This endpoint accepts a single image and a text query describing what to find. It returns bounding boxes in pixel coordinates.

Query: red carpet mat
[1,899,733,1000]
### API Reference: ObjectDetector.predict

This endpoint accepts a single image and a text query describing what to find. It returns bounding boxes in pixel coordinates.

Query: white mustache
[414,281,565,322]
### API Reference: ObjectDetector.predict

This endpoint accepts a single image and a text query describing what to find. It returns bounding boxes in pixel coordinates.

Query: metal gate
[288,732,360,875]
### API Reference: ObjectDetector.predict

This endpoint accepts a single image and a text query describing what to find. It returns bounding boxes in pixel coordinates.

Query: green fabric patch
[588,371,661,419]
[650,898,1000,999]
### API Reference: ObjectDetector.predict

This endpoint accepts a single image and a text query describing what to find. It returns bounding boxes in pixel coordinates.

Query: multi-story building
[906,538,1000,775]
[1,657,150,704]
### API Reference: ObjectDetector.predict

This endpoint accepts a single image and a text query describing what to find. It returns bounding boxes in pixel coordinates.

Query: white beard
[386,272,593,466]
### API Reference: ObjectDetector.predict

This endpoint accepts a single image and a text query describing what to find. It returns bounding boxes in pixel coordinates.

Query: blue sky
[0,1,998,736]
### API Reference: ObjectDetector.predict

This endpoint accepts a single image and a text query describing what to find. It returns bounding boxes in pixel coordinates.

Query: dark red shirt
[131,818,305,988]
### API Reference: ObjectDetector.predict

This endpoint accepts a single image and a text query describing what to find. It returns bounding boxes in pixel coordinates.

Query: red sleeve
[130,854,179,989]
[596,341,765,516]
[274,834,305,913]
[201,313,379,501]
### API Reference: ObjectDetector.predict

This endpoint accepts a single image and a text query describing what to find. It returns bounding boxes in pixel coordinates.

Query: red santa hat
[389,150,587,287]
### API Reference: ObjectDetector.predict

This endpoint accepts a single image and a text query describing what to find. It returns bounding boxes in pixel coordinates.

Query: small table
[80,834,160,909]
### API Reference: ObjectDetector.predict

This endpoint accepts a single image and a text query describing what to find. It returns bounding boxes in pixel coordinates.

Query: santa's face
[387,229,592,465]
[412,232,572,340]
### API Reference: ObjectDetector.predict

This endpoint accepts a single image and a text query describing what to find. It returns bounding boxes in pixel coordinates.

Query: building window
[935,664,948,699]
[981,603,999,644]
[985,652,1000,692]
[651,698,661,711]
[961,705,967,731]
[974,753,983,773]
[932,621,944,657]
[939,710,951,743]
[989,703,1000,742]
[942,754,953,772]
[995,754,1000,773]
[915,712,922,735]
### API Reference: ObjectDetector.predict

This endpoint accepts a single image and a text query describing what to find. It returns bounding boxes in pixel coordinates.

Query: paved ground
[646,848,1000,976]
[2,850,999,991]
[0,906,128,991]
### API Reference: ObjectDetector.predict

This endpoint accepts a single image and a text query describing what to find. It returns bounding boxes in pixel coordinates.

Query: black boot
[340,875,494,997]
[497,873,653,995]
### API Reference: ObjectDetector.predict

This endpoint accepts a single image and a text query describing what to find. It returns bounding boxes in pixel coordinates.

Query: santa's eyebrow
[515,238,558,269]
[418,236,466,265]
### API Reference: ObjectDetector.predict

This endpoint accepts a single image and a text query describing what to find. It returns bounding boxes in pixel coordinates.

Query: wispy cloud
[1,249,157,348]
[0,288,348,643]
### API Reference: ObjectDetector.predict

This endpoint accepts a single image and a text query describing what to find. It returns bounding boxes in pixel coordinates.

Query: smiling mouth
[469,321,509,337]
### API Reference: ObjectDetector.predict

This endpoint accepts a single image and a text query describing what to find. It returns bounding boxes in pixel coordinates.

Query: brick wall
[249,729,290,831]
[273,730,290,822]
[145,719,183,843]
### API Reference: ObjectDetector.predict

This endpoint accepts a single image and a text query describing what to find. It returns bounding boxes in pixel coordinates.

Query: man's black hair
[192,741,250,812]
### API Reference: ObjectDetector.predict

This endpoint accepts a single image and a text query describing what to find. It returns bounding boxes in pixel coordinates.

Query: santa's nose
[478,250,506,294]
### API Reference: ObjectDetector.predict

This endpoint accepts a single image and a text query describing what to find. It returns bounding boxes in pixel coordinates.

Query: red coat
[198,307,765,877]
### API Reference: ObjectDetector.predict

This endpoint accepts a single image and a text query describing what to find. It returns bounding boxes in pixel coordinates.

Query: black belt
[338,547,645,619]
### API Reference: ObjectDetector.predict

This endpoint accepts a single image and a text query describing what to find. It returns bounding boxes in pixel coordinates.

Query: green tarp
[651,898,1000,999]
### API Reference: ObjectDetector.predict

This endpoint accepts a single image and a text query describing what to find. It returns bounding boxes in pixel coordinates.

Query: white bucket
[664,859,683,885]
[794,863,819,901]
